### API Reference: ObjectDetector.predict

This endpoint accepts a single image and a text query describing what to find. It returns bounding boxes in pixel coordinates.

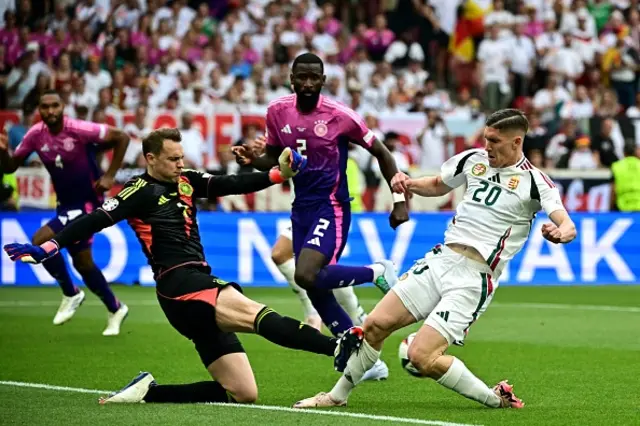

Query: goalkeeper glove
[269,147,307,183]
[4,240,59,264]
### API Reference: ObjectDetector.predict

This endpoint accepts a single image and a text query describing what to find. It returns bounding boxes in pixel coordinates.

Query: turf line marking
[0,380,479,426]
[0,380,108,394]
[206,402,480,426]
[0,299,638,313]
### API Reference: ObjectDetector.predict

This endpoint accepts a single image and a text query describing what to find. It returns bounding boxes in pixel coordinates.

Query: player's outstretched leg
[294,291,416,408]
[32,225,85,325]
[296,255,398,294]
[101,353,259,404]
[406,324,524,409]
[72,250,128,336]
[215,285,349,359]
[271,234,322,330]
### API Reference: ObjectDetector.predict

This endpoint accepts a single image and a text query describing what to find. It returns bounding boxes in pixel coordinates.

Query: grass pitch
[0,285,639,426]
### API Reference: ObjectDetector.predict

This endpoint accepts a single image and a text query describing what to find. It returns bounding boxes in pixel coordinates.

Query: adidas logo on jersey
[338,279,356,287]
[307,237,320,246]
[281,124,292,134]
[436,311,450,322]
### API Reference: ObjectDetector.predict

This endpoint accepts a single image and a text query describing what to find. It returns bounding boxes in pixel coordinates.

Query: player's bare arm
[542,210,577,244]
[0,133,26,174]
[95,127,130,192]
[391,173,453,197]
[369,139,409,229]
[233,142,282,171]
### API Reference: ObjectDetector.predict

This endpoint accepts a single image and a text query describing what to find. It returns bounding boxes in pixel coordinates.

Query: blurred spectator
[5,42,50,109]
[477,24,512,111]
[592,118,622,167]
[0,0,638,180]
[611,141,640,211]
[180,111,207,170]
[417,109,449,171]
[122,104,150,168]
[557,135,601,170]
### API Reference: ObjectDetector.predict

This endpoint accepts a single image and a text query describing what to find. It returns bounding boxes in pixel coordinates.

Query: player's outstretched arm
[542,210,577,244]
[95,127,130,192]
[4,209,115,264]
[207,148,305,197]
[232,141,282,172]
[4,179,151,264]
[393,173,454,197]
[0,133,27,174]
[369,139,409,228]
[102,127,130,177]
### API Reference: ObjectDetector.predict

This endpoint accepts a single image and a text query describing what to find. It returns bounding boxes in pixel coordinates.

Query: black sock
[143,381,234,403]
[254,307,337,356]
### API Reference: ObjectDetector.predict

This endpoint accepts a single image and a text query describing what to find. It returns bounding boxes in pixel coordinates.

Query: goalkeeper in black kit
[4,128,364,404]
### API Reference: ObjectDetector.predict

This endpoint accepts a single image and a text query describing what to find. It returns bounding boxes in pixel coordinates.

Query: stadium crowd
[0,0,638,186]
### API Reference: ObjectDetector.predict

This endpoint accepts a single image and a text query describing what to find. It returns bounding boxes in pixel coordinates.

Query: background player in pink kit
[0,90,130,335]
[233,53,409,340]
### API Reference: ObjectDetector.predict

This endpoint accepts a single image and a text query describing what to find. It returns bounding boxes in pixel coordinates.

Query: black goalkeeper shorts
[156,265,245,367]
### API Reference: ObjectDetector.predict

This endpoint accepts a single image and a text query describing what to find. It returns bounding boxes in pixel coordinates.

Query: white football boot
[102,303,129,336]
[99,372,155,404]
[52,290,86,325]
[361,359,389,381]
[372,260,398,294]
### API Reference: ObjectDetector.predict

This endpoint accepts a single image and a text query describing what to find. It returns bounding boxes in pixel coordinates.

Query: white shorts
[279,222,293,241]
[392,244,497,346]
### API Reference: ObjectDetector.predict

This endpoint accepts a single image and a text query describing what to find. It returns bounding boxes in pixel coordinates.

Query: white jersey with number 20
[442,149,566,279]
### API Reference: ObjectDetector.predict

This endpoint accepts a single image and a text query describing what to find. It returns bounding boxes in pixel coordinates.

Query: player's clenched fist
[231,135,267,165]
[541,223,563,244]
[391,172,411,194]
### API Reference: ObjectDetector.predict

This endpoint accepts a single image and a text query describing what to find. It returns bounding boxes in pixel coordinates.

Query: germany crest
[178,182,193,197]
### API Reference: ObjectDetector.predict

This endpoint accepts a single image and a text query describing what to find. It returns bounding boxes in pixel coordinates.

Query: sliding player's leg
[271,228,321,329]
[294,290,417,408]
[406,259,524,409]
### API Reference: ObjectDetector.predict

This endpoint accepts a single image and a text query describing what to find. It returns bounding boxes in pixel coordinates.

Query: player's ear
[321,75,326,85]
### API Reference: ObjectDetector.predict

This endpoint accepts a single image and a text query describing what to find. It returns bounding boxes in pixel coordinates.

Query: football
[398,332,424,377]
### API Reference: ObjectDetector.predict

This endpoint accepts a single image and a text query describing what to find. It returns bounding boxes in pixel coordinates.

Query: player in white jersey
[294,109,577,409]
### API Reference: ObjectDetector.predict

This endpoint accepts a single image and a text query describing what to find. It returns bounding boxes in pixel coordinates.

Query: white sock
[330,339,380,401]
[277,258,318,317]
[437,357,502,408]
[368,263,385,281]
[333,287,361,323]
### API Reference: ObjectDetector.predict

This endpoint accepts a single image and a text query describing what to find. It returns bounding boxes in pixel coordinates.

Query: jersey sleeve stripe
[454,151,478,176]
[539,171,556,188]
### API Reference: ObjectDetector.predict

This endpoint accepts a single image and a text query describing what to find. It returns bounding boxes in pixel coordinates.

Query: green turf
[0,286,639,426]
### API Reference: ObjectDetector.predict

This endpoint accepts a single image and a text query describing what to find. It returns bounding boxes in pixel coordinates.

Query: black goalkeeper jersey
[54,169,274,279]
